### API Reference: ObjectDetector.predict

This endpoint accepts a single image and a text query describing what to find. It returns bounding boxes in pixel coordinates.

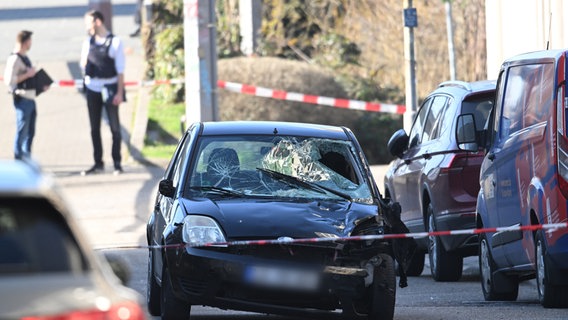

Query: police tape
[217,80,407,114]
[93,222,568,251]
[1,75,406,114]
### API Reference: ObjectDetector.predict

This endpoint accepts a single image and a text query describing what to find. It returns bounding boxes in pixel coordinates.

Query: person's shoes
[81,164,104,176]
[113,166,124,176]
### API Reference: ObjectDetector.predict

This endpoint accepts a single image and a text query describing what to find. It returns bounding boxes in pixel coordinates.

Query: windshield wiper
[256,168,352,201]
[190,186,245,197]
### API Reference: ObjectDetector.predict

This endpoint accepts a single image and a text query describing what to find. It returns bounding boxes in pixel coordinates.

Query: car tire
[405,251,425,276]
[161,265,191,320]
[479,233,518,301]
[536,231,568,308]
[368,253,396,320]
[147,249,161,316]
[427,203,463,281]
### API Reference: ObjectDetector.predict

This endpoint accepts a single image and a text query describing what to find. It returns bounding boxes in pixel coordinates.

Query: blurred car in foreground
[147,121,413,320]
[0,160,145,319]
[384,80,496,281]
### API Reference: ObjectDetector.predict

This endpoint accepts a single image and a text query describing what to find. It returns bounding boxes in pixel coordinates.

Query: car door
[391,97,433,227]
[487,65,532,268]
[150,125,194,274]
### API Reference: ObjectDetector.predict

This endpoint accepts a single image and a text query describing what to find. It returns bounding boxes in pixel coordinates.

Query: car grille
[179,277,209,295]
[229,242,338,264]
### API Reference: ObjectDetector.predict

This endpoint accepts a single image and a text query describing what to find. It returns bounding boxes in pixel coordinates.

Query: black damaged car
[146,121,414,320]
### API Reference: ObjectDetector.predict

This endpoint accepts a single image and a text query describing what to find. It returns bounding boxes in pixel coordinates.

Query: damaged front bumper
[166,244,389,317]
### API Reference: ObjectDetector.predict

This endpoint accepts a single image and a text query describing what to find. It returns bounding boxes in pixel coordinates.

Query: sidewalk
[0,1,162,248]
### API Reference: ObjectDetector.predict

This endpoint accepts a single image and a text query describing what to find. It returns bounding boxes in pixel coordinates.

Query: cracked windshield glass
[188,135,373,203]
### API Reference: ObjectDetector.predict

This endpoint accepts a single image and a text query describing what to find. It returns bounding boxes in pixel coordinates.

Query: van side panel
[492,62,556,269]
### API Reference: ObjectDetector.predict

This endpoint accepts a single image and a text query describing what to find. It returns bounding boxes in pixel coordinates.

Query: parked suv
[459,49,568,308]
[384,80,496,281]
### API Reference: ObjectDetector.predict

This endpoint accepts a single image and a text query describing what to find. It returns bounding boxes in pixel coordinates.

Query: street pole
[239,0,262,56]
[184,0,219,124]
[403,0,418,133]
[445,0,456,80]
[88,0,113,32]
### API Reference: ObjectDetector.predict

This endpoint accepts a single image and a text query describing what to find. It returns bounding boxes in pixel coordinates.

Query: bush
[152,25,185,103]
[353,113,402,164]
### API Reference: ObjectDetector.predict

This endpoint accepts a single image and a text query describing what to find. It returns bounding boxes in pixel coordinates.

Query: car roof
[0,159,73,221]
[0,159,52,193]
[199,121,351,140]
[437,79,497,94]
[501,49,566,68]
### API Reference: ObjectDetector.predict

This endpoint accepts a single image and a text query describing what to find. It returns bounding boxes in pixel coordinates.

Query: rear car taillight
[556,85,568,199]
[21,301,146,320]
[442,153,484,198]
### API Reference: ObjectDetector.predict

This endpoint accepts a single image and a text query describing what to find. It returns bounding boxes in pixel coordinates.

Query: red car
[384,80,496,281]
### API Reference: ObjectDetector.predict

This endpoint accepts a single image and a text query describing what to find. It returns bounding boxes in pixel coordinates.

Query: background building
[485,0,568,79]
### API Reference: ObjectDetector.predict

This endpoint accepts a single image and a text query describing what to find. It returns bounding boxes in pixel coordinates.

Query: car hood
[180,198,378,239]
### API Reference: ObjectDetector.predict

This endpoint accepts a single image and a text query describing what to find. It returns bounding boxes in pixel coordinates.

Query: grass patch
[142,98,185,159]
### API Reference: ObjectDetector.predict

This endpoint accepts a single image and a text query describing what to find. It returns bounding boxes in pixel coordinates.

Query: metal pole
[445,0,456,80]
[184,0,219,124]
[88,0,113,32]
[403,0,418,133]
[239,0,262,56]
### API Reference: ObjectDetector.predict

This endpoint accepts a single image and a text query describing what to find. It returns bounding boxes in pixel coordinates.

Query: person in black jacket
[80,10,126,175]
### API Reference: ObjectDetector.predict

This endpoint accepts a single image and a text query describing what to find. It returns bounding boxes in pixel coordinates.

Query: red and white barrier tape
[217,80,406,114]
[94,222,567,251]
[2,76,405,114]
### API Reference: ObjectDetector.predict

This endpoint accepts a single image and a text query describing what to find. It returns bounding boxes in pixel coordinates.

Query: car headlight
[182,215,227,247]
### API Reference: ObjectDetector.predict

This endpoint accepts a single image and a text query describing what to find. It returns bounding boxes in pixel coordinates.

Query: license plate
[244,265,320,291]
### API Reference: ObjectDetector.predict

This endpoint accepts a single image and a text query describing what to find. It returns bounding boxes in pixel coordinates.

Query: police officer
[80,10,126,175]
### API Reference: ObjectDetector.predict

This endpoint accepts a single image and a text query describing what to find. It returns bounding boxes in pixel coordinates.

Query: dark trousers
[86,86,122,168]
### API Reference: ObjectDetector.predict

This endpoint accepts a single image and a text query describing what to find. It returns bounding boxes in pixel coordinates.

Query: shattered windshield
[187,135,373,203]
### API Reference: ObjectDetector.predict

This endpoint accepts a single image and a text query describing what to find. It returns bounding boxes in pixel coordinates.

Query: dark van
[458,49,568,308]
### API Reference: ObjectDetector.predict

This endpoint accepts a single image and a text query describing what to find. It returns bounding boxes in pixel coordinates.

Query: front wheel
[368,254,396,320]
[427,203,462,281]
[161,265,191,320]
[479,233,518,301]
[536,231,568,308]
[147,249,161,316]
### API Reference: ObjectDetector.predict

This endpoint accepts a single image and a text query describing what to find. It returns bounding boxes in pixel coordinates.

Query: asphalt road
[106,249,568,320]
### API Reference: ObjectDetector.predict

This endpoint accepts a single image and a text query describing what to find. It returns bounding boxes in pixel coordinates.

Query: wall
[485,0,567,79]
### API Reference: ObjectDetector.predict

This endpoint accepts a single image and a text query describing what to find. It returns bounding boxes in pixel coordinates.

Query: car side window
[171,127,195,188]
[422,95,448,142]
[0,199,87,274]
[408,97,432,148]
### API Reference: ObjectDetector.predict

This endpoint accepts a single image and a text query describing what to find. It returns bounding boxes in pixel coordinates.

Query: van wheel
[427,203,462,281]
[536,231,568,308]
[479,233,518,301]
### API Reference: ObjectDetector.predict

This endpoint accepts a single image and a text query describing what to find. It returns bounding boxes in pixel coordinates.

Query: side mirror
[159,179,176,198]
[387,129,409,158]
[456,114,478,152]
